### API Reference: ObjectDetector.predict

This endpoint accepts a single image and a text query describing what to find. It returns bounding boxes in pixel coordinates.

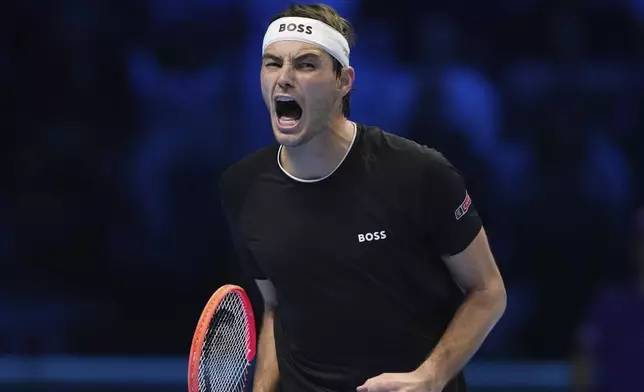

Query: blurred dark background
[2,0,644,391]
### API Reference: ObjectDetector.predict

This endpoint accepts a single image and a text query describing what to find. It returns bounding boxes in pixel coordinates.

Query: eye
[264,62,280,68]
[297,62,315,70]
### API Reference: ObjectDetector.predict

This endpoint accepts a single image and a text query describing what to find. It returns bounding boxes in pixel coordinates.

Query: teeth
[276,96,295,102]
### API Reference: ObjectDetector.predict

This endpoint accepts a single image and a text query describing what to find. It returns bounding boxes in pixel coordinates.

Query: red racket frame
[188,284,257,392]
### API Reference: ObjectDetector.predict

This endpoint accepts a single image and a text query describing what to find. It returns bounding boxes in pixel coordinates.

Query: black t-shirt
[219,123,482,392]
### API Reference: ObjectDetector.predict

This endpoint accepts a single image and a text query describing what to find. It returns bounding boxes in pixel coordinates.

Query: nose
[277,63,295,90]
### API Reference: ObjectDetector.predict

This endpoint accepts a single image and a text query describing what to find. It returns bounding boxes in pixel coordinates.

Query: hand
[356,370,441,392]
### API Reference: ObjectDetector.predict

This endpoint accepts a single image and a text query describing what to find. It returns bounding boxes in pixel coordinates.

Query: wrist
[414,359,447,389]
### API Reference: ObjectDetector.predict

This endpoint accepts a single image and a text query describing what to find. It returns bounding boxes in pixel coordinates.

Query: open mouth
[274,97,303,128]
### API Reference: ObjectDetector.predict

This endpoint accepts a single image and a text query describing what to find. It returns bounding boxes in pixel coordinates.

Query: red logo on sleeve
[454,192,472,220]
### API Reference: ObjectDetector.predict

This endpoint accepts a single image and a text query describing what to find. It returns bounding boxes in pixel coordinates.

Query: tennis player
[219,4,507,391]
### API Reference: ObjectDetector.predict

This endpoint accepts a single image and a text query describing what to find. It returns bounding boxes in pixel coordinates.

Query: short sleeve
[219,175,268,280]
[423,151,483,256]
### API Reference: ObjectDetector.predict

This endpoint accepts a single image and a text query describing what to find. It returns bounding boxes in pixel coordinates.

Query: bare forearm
[253,308,279,392]
[417,287,506,385]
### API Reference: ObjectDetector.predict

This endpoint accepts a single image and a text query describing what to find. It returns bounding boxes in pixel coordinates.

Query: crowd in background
[2,0,644,362]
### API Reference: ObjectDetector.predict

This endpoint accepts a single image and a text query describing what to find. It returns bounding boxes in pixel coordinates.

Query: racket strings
[198,292,252,392]
[201,294,245,392]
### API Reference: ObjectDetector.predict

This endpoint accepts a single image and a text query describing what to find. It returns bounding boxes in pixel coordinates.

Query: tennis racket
[188,284,257,392]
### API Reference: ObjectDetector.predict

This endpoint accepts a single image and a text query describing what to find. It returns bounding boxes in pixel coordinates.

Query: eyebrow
[262,53,282,62]
[294,52,322,62]
[262,52,322,62]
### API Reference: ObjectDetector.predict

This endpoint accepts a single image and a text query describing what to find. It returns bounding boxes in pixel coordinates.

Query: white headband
[262,17,350,67]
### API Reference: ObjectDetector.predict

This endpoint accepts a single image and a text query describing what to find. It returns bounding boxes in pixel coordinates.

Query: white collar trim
[277,122,358,183]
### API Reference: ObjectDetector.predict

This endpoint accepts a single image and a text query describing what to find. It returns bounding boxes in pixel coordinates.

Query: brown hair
[270,3,356,117]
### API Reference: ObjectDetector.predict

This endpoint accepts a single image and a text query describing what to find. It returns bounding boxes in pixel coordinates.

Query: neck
[280,116,355,180]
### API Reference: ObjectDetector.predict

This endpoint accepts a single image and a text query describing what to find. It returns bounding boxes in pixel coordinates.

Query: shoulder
[219,144,278,209]
[358,123,459,177]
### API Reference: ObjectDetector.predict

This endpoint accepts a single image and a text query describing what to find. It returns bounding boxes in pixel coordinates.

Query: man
[219,4,506,391]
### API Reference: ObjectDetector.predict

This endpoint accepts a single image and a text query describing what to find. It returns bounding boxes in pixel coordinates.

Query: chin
[272,118,309,147]
[274,131,307,147]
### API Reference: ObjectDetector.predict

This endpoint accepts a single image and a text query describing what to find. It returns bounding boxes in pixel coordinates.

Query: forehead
[263,41,330,60]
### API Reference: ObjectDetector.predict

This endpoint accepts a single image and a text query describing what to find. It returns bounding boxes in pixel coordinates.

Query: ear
[338,66,355,96]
